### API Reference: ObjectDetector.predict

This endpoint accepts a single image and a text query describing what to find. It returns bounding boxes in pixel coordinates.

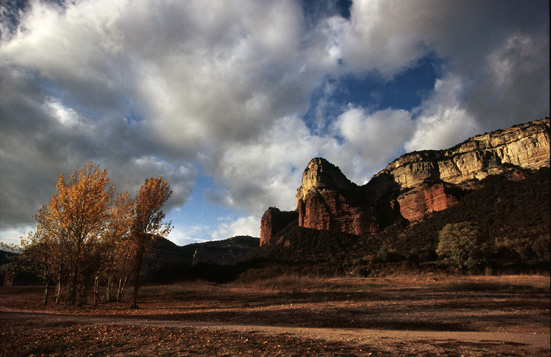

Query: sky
[1,0,549,247]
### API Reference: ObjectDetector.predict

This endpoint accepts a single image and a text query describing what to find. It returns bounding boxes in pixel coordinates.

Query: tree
[18,164,175,307]
[101,191,134,303]
[129,177,172,308]
[30,162,114,305]
[18,228,63,305]
[436,222,490,270]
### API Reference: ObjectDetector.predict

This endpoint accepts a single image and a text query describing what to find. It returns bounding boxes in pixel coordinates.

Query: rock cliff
[370,118,550,191]
[260,207,298,246]
[396,180,461,221]
[260,118,550,245]
[294,158,378,236]
[295,158,356,204]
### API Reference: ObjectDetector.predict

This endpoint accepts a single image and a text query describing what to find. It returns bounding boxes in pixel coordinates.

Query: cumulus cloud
[202,115,324,214]
[331,107,414,182]
[341,0,549,128]
[405,75,480,151]
[0,0,548,244]
[210,215,260,241]
[168,224,214,247]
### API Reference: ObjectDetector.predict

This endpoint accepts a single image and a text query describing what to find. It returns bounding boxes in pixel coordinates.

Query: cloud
[168,224,214,247]
[331,107,414,182]
[340,0,430,77]
[202,115,323,214]
[461,32,550,130]
[340,0,549,128]
[210,215,260,241]
[125,0,339,155]
[0,0,548,244]
[405,75,480,152]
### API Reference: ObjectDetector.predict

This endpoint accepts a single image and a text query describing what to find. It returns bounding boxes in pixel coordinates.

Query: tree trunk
[130,243,144,309]
[43,281,50,306]
[93,276,99,306]
[55,280,61,304]
[105,276,112,302]
[116,277,123,302]
[70,245,81,306]
[116,275,128,302]
[55,257,63,304]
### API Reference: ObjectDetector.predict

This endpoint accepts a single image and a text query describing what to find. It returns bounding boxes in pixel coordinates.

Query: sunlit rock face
[260,118,550,245]
[372,118,550,190]
[396,181,461,222]
[296,158,379,236]
[295,158,354,205]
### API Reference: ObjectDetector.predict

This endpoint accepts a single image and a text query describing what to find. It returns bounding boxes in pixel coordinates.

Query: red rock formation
[397,181,460,221]
[295,158,379,236]
[297,190,378,235]
[371,118,550,190]
[260,207,298,246]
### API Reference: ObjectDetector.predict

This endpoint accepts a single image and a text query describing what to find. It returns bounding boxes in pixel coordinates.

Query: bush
[436,222,490,270]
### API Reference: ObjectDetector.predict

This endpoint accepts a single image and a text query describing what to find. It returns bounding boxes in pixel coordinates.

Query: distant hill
[1,236,260,285]
[145,236,260,283]
[149,235,259,265]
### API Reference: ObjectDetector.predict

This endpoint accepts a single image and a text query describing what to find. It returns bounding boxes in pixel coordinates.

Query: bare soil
[0,275,549,356]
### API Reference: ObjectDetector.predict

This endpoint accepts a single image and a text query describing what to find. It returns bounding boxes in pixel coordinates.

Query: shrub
[436,222,490,270]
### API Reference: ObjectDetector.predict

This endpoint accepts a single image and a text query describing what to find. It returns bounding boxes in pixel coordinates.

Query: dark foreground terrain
[0,275,549,356]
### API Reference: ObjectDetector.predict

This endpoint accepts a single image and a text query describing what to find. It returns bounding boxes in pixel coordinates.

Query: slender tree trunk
[55,280,61,304]
[56,256,63,304]
[70,245,81,306]
[43,281,50,306]
[93,276,99,306]
[130,243,144,309]
[106,276,112,302]
[116,277,123,302]
[116,275,128,302]
[122,275,128,294]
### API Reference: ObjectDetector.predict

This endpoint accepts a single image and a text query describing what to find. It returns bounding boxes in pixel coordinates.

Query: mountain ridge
[261,117,550,245]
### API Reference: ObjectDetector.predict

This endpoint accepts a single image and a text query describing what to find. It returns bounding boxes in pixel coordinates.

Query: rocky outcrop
[295,158,355,205]
[397,180,461,221]
[371,118,550,191]
[260,118,550,245]
[295,158,379,236]
[297,190,379,235]
[260,207,298,246]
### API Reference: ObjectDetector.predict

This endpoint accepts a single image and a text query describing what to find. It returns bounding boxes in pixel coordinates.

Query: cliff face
[297,190,379,235]
[260,207,298,246]
[295,158,355,204]
[295,158,379,236]
[371,118,550,191]
[260,118,550,244]
[396,181,461,221]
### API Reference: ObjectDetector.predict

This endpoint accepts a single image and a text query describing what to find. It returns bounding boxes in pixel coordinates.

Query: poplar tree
[129,177,172,308]
[31,162,114,305]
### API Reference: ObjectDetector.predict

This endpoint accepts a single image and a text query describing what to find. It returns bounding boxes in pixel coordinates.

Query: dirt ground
[0,275,549,356]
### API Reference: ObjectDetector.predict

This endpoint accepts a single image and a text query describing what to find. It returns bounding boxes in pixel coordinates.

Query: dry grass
[0,274,549,356]
[136,280,224,299]
[433,275,550,293]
